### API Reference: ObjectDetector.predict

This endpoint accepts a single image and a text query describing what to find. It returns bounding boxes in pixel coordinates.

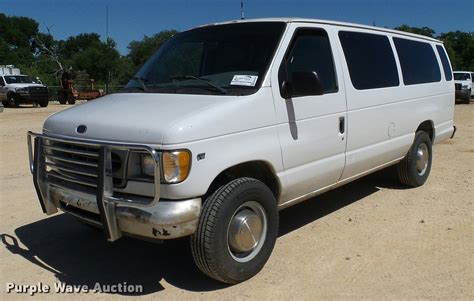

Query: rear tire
[67,94,76,105]
[38,100,48,107]
[397,131,432,187]
[191,177,278,284]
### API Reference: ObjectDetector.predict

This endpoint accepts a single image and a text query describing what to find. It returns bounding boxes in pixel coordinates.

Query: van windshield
[124,22,286,96]
[454,73,470,81]
[4,75,36,84]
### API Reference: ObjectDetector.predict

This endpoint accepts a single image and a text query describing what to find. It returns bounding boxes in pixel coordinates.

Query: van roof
[199,18,442,43]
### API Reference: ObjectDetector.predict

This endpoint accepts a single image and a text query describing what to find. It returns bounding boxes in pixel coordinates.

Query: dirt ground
[0,102,473,300]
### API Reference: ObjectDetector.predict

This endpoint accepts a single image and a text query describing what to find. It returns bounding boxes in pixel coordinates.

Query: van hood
[43,90,275,145]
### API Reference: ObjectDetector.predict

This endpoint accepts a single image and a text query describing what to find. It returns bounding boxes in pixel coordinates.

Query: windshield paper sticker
[230,75,258,87]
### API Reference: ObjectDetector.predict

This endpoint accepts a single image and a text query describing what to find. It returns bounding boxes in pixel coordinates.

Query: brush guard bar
[27,131,161,242]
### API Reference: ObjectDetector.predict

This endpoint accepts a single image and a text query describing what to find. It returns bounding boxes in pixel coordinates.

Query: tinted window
[4,75,35,84]
[436,45,453,81]
[126,22,286,96]
[394,38,441,85]
[282,28,338,94]
[472,73,474,82]
[454,73,470,81]
[339,31,399,90]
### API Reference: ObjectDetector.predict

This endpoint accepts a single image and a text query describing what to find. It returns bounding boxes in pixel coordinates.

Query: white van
[27,18,456,284]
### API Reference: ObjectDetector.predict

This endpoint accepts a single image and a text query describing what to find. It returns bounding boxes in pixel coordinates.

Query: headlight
[15,87,29,93]
[140,153,157,177]
[140,150,191,183]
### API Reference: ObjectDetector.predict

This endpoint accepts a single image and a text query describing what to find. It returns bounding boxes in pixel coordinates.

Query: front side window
[4,76,35,84]
[125,22,286,96]
[394,38,441,85]
[453,73,470,81]
[436,45,453,81]
[279,28,338,95]
[339,31,399,90]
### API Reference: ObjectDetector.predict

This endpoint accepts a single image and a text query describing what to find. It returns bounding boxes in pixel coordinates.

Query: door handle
[339,116,345,134]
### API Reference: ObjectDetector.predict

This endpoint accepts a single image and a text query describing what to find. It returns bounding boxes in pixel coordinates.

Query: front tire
[397,131,432,187]
[5,93,18,107]
[191,177,278,284]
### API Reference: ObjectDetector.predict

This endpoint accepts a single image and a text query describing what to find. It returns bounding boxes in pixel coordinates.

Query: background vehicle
[57,72,105,105]
[27,19,456,284]
[453,71,473,103]
[0,65,49,107]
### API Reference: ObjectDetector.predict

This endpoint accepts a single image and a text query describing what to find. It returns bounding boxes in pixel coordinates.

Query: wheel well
[416,120,434,141]
[204,161,280,202]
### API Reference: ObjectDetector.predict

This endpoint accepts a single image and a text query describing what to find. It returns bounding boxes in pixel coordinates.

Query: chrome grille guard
[27,131,161,241]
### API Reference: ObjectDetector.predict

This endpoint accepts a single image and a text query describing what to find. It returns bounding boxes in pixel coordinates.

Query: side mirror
[281,71,324,99]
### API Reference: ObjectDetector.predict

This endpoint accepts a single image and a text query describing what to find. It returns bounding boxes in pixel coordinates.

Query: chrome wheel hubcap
[227,201,267,262]
[416,143,429,176]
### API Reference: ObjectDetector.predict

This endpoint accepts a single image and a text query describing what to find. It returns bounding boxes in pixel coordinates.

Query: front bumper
[455,89,470,101]
[17,92,49,103]
[27,131,201,241]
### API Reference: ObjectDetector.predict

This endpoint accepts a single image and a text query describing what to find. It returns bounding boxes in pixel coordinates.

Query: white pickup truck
[0,65,49,107]
[27,18,456,284]
[453,71,473,103]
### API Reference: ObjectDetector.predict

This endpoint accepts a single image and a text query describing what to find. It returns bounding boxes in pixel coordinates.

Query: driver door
[271,24,348,204]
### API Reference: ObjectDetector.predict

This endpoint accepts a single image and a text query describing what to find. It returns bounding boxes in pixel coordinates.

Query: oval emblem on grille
[76,125,87,134]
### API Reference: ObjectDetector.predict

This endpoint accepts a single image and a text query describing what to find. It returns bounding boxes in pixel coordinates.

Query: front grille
[28,86,49,100]
[29,86,48,93]
[43,140,124,193]
[455,83,462,90]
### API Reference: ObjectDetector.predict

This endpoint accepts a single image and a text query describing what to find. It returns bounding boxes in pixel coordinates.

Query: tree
[394,25,436,38]
[127,30,178,70]
[0,13,39,65]
[61,34,121,83]
[438,31,474,70]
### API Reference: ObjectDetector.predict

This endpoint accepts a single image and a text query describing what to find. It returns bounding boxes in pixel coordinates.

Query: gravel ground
[0,102,473,300]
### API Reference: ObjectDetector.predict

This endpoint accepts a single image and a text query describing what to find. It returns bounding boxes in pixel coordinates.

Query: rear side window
[471,73,474,82]
[339,31,399,90]
[394,38,441,85]
[435,45,453,81]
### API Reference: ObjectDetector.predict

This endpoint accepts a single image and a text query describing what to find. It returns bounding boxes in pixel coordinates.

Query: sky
[1,0,473,54]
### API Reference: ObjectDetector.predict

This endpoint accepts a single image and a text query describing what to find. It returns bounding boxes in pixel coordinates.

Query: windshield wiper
[170,75,227,94]
[132,76,148,91]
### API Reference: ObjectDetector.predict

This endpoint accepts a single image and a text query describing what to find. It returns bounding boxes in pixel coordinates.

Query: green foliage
[0,13,38,65]
[438,31,474,71]
[394,25,436,38]
[127,30,178,69]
